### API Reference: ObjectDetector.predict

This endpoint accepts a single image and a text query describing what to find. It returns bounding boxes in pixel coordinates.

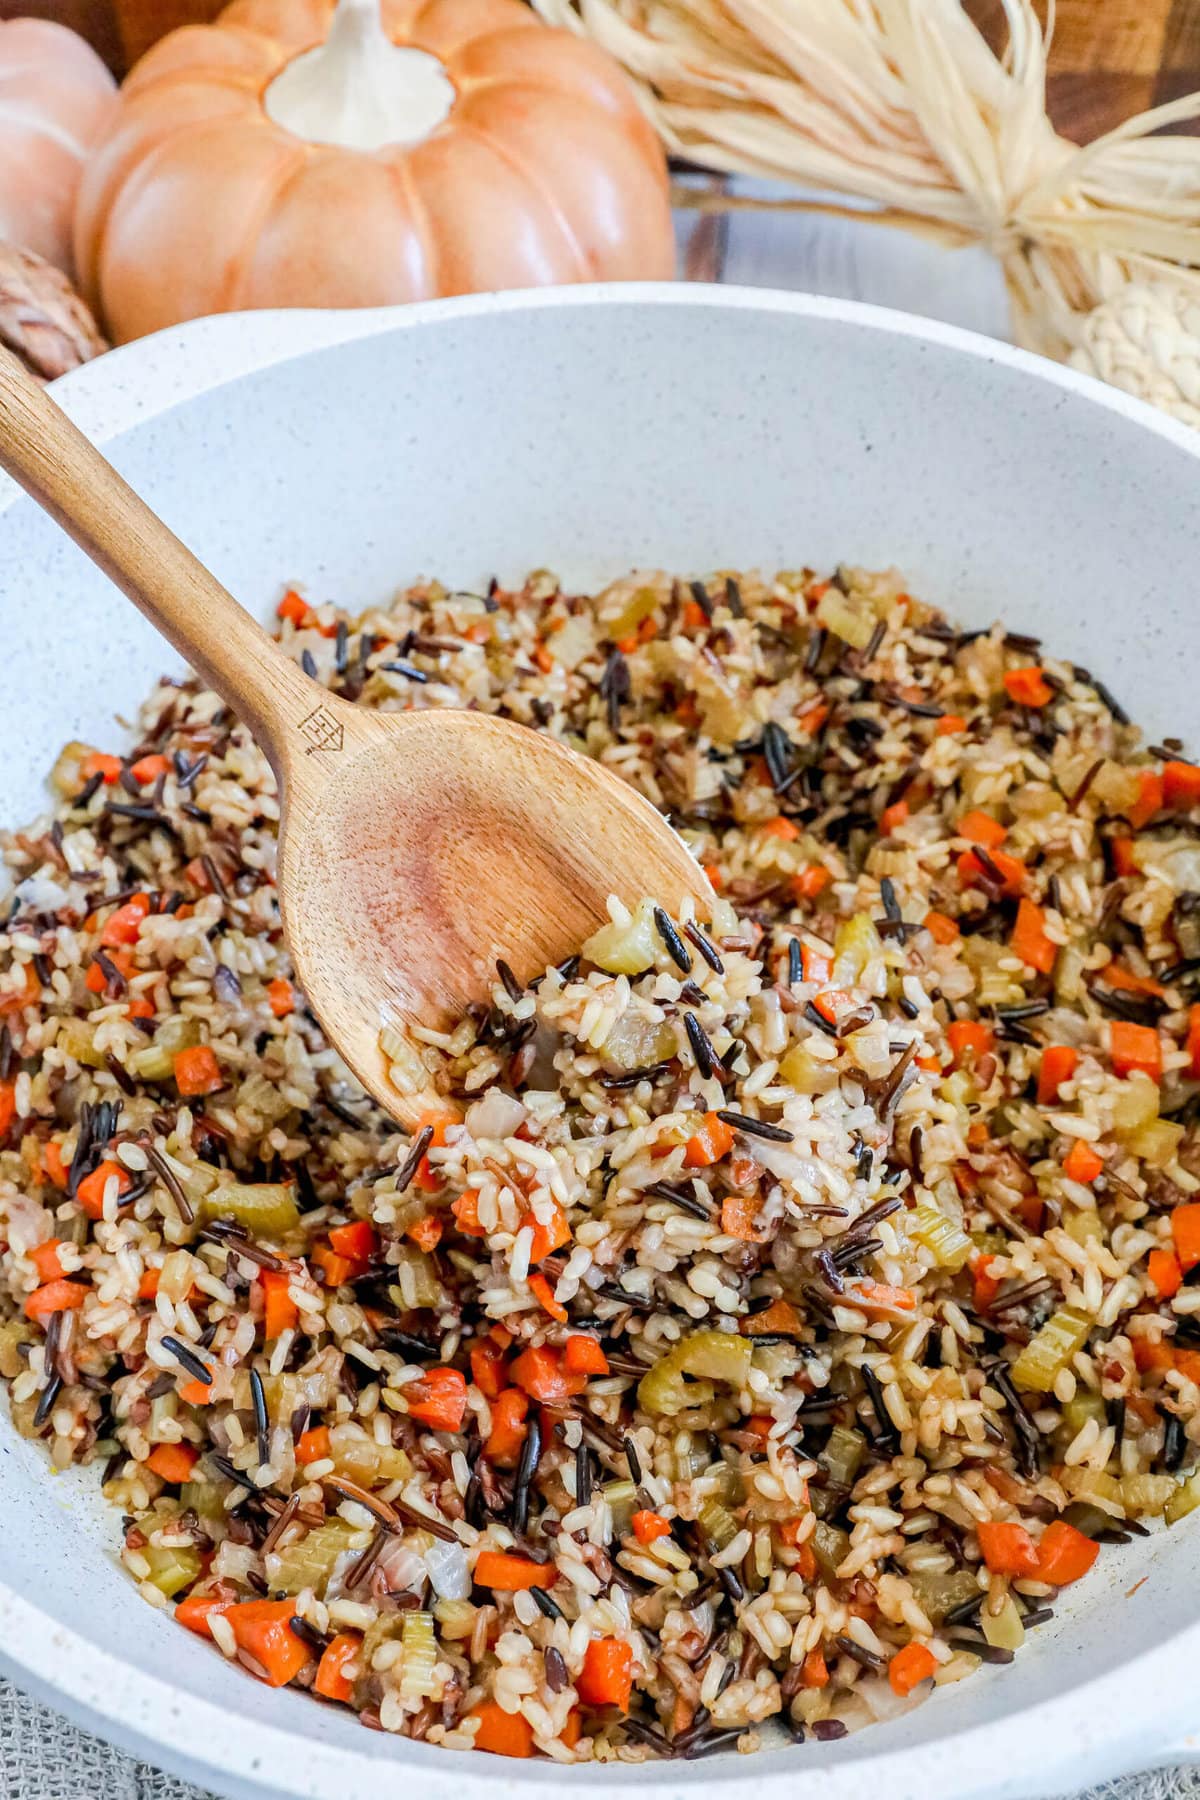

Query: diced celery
[141,1544,202,1598]
[832,915,883,988]
[961,936,1024,1008]
[810,1519,849,1578]
[1120,1472,1178,1518]
[1166,1473,1200,1526]
[268,1519,358,1595]
[354,1613,407,1706]
[1010,1307,1091,1394]
[179,1481,226,1527]
[388,1243,444,1310]
[908,1567,984,1623]
[1058,1392,1107,1442]
[600,1009,677,1072]
[910,1202,972,1272]
[603,1480,637,1537]
[698,1498,738,1552]
[981,1593,1025,1651]
[1112,1073,1160,1140]
[583,898,660,976]
[129,1014,201,1083]
[1053,943,1088,1006]
[199,1181,299,1237]
[0,1319,31,1379]
[1060,1467,1123,1512]
[58,1017,106,1069]
[399,1611,438,1702]
[329,1424,412,1486]
[779,1042,836,1094]
[1064,1210,1105,1247]
[820,1425,866,1488]
[1127,1119,1184,1169]
[637,1329,753,1416]
[604,585,659,640]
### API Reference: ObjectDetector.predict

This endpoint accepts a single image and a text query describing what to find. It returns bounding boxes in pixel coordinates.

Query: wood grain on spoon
[0,348,711,1125]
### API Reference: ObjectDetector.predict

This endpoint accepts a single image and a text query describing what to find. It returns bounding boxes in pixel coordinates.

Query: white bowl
[2,286,1199,1800]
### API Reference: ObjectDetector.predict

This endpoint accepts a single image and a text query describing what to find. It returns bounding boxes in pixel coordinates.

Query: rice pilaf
[2,564,1200,1758]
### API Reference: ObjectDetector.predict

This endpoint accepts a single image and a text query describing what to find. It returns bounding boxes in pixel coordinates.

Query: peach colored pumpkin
[0,20,116,277]
[76,0,675,344]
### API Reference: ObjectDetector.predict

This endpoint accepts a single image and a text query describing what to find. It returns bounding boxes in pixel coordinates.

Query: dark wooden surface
[4,0,1200,141]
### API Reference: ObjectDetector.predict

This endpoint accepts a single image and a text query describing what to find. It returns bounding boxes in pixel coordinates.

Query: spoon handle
[0,346,327,771]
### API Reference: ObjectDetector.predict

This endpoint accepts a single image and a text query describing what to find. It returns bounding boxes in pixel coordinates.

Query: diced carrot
[146,1442,200,1484]
[801,1648,829,1689]
[406,1212,443,1252]
[1035,1519,1099,1586]
[328,1219,376,1262]
[703,863,724,891]
[1098,962,1166,999]
[959,810,1007,849]
[510,1343,586,1404]
[1063,1140,1104,1184]
[485,1388,529,1465]
[946,1020,993,1069]
[259,1268,298,1339]
[632,1510,671,1545]
[761,816,799,841]
[563,1336,609,1376]
[1164,760,1200,811]
[976,1519,1040,1577]
[740,1296,802,1337]
[175,1591,233,1638]
[577,1638,633,1712]
[1004,666,1052,708]
[467,1701,534,1758]
[76,1157,131,1220]
[227,1599,313,1687]
[128,996,156,1021]
[957,848,1026,896]
[130,753,170,785]
[532,642,554,674]
[407,1366,467,1431]
[24,1278,86,1321]
[1111,836,1138,877]
[529,1270,567,1322]
[915,1053,941,1072]
[743,1414,774,1447]
[1187,1006,1200,1080]
[452,1188,486,1237]
[43,1140,68,1190]
[1010,898,1057,976]
[800,942,833,984]
[683,599,709,630]
[684,1112,735,1169]
[474,1550,557,1591]
[1128,769,1164,831]
[173,1045,223,1096]
[1110,1020,1161,1082]
[29,1240,66,1284]
[1171,1202,1200,1274]
[923,909,960,946]
[973,1254,1001,1311]
[470,1338,508,1400]
[266,976,294,1017]
[86,947,135,993]
[276,589,310,627]
[296,1425,331,1466]
[797,699,830,735]
[521,1200,570,1263]
[880,799,909,836]
[1147,1248,1183,1299]
[100,893,151,947]
[936,714,967,737]
[80,751,122,785]
[560,1707,583,1749]
[616,634,638,655]
[791,866,831,902]
[310,1243,355,1288]
[178,1377,214,1406]
[1038,1045,1078,1106]
[138,1267,161,1301]
[720,1191,769,1243]
[889,1641,938,1697]
[314,1631,361,1703]
[851,1281,916,1313]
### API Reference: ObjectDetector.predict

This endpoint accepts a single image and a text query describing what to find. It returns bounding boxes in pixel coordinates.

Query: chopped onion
[421,1533,471,1600]
[465,1089,526,1142]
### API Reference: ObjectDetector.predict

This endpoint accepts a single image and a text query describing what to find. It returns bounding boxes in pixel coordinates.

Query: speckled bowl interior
[0,288,1198,1800]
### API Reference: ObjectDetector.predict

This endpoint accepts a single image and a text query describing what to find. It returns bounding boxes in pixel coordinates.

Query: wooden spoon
[0,350,711,1125]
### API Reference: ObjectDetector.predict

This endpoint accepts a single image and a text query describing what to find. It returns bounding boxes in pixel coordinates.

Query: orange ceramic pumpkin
[76,0,675,343]
[0,20,115,277]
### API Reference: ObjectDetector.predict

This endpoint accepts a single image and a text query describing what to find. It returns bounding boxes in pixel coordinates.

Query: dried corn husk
[530,0,1200,362]
[0,241,107,382]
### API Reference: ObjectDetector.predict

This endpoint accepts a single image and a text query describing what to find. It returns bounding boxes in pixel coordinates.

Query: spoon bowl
[0,347,710,1125]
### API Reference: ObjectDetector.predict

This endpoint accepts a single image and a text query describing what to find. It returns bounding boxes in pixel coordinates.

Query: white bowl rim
[5,280,1200,1800]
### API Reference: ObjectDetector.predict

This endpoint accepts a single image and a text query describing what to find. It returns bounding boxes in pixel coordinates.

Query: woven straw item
[1071,281,1200,429]
[531,0,1200,365]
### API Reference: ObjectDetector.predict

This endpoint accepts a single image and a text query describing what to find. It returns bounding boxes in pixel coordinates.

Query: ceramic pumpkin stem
[263,0,456,151]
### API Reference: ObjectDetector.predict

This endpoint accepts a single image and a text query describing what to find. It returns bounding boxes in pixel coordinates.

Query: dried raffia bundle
[529,0,1200,363]
[0,242,107,383]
